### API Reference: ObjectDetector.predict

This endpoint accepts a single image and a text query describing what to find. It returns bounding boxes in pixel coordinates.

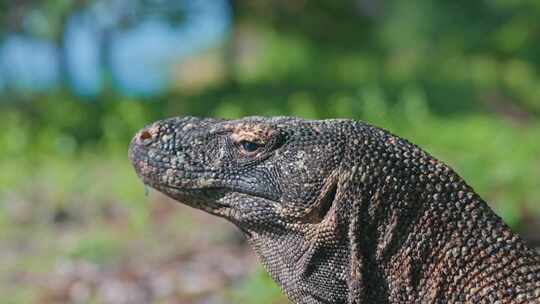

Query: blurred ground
[0,155,285,303]
[0,1,540,303]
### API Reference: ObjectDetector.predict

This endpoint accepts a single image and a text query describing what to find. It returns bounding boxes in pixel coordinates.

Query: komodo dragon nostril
[139,130,153,145]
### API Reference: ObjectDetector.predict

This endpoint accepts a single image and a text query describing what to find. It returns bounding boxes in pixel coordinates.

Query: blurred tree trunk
[355,0,384,19]
[223,0,239,88]
[57,0,92,94]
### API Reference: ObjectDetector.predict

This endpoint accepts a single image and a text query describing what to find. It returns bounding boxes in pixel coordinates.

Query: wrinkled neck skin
[242,131,540,304]
[243,167,355,304]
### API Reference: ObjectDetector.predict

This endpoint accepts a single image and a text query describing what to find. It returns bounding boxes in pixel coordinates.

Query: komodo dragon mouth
[129,116,540,304]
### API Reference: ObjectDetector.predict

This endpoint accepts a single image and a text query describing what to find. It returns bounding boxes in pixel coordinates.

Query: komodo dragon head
[129,116,540,304]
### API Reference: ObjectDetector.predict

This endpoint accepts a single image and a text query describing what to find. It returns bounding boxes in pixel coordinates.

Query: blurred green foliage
[230,268,286,303]
[1,0,540,303]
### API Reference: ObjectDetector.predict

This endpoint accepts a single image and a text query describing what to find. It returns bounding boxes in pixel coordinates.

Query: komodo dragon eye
[238,140,263,153]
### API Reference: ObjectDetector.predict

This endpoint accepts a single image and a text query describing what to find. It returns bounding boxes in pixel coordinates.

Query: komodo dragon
[129,116,540,303]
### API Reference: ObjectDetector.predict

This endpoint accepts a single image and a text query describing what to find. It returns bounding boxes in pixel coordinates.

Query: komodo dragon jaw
[130,116,540,304]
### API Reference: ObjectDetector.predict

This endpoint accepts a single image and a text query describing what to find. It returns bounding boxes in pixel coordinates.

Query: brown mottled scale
[129,116,540,304]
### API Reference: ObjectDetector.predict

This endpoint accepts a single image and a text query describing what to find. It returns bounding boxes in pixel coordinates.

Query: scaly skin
[129,116,540,304]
